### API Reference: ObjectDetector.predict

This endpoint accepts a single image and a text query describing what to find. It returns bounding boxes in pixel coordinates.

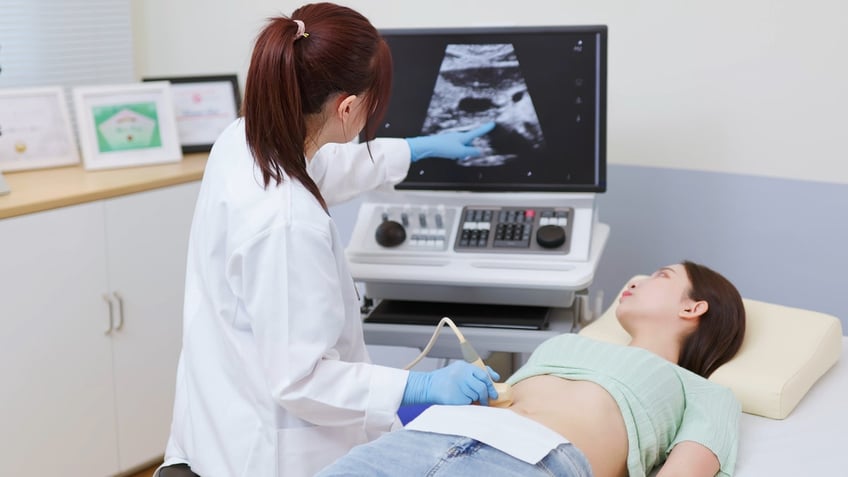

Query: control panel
[373,205,456,250]
[346,194,608,307]
[370,204,572,254]
[455,206,572,254]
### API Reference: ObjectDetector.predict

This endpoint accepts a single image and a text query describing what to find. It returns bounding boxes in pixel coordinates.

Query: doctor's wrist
[401,371,432,406]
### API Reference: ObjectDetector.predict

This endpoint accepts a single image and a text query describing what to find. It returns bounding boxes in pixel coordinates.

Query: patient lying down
[318,261,747,477]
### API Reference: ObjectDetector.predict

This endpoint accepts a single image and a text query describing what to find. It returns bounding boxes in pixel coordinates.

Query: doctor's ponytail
[242,3,392,211]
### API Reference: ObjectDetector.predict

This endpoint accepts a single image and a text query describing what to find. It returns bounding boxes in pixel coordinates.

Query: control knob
[375,220,406,247]
[536,225,566,248]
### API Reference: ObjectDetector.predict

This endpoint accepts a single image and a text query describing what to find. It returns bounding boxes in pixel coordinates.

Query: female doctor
[157,3,498,477]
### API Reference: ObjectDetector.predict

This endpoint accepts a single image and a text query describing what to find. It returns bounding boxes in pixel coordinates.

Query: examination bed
[734,339,847,475]
[581,278,845,477]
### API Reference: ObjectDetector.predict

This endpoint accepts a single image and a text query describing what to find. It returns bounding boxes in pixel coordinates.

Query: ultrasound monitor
[347,25,611,312]
[376,25,607,193]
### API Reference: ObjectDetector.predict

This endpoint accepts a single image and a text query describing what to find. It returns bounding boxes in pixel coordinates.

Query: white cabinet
[0,181,200,476]
[105,182,200,472]
[1,201,118,476]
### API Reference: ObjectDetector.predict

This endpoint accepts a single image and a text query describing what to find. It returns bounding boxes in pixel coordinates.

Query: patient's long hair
[678,261,746,378]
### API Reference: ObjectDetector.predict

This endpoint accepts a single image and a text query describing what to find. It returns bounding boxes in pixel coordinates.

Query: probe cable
[403,317,483,370]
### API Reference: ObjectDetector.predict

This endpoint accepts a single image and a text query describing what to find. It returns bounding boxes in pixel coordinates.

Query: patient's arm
[656,441,720,477]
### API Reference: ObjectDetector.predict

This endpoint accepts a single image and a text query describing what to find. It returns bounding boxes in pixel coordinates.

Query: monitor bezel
[376,24,608,194]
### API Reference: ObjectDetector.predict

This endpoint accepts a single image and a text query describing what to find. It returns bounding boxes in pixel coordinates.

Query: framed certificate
[0,86,80,172]
[142,74,242,153]
[72,82,183,170]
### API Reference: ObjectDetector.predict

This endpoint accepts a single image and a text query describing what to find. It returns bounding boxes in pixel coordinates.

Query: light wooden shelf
[0,153,208,219]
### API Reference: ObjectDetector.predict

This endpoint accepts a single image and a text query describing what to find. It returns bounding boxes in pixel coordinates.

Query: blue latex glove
[402,361,500,406]
[405,122,496,162]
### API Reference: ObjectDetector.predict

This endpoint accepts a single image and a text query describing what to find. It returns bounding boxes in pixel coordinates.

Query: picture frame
[142,74,241,153]
[72,82,183,170]
[0,86,80,172]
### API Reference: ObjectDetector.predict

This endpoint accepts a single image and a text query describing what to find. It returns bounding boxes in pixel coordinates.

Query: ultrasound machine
[347,25,610,359]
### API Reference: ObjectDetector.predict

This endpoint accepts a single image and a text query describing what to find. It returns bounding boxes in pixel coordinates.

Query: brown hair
[678,261,746,378]
[242,2,392,211]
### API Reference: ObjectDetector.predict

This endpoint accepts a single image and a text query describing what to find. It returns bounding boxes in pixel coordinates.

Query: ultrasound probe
[404,317,514,407]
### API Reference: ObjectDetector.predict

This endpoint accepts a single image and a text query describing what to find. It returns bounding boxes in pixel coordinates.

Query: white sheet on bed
[734,336,847,476]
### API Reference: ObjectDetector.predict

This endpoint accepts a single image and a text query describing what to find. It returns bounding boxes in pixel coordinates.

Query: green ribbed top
[507,334,740,476]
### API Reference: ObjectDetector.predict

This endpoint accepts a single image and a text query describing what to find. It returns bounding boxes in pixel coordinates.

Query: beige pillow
[579,276,843,419]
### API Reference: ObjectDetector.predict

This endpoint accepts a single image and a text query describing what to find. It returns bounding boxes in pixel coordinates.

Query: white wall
[132,0,848,185]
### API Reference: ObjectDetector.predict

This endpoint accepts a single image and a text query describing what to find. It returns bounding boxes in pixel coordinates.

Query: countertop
[0,153,208,219]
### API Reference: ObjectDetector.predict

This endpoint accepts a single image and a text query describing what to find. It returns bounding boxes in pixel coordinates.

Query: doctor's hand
[405,122,496,162]
[402,361,500,406]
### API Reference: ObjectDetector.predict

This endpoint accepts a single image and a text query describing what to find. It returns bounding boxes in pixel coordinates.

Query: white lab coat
[159,119,413,477]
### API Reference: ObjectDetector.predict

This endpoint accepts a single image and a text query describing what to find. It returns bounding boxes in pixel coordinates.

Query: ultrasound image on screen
[421,43,546,167]
[376,27,607,192]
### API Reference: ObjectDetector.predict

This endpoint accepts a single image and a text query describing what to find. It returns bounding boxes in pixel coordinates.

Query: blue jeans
[317,429,593,476]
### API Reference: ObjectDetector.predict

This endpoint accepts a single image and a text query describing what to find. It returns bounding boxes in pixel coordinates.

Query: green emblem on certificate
[93,102,162,153]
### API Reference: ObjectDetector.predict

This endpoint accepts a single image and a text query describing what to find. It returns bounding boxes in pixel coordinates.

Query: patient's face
[616,264,693,330]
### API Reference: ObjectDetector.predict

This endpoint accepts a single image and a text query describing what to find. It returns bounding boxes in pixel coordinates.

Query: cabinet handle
[102,294,114,335]
[113,291,125,331]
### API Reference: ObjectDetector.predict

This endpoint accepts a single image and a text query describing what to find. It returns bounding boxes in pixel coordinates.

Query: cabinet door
[104,182,200,472]
[0,203,118,476]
